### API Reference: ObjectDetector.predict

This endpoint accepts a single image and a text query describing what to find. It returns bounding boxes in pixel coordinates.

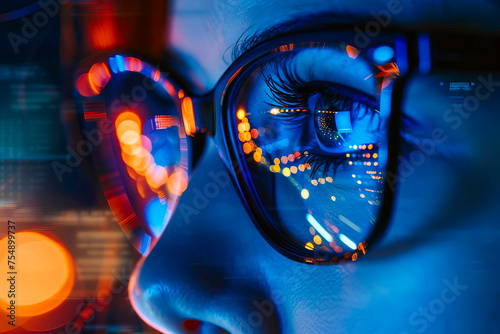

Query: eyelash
[258,50,381,178]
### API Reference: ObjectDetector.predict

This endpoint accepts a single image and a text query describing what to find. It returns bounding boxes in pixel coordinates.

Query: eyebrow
[230,12,357,61]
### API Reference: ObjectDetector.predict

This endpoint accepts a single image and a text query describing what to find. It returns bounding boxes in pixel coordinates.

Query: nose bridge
[129,138,282,333]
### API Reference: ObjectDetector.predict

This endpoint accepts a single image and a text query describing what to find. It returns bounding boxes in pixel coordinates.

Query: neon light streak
[306,214,333,243]
[338,214,361,232]
[339,234,357,250]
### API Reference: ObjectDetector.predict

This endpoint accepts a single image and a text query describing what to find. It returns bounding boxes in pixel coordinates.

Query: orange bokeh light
[124,57,143,72]
[115,112,141,130]
[167,169,188,196]
[346,45,360,59]
[75,73,96,97]
[88,62,111,94]
[181,97,196,137]
[243,142,253,154]
[0,232,74,317]
[116,120,141,139]
[120,130,141,146]
[146,165,168,189]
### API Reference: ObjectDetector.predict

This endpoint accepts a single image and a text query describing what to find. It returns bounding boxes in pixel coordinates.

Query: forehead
[169,0,498,89]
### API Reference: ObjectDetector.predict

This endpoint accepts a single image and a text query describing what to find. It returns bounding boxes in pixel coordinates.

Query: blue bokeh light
[372,46,395,63]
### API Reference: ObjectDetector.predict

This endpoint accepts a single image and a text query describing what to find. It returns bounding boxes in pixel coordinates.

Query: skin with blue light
[128,1,500,333]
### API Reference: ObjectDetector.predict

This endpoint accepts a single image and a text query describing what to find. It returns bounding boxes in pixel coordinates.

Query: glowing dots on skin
[274,158,280,165]
[326,177,333,183]
[282,168,291,177]
[368,144,373,150]
[339,234,357,250]
[373,153,378,159]
[311,180,318,186]
[251,128,259,138]
[313,235,322,245]
[291,166,298,174]
[331,196,336,202]
[360,194,366,198]
[306,213,333,243]
[301,189,310,199]
[309,227,315,235]
[299,164,305,172]
[237,109,246,120]
[318,178,325,184]
[352,174,356,178]
[305,242,314,250]
[357,180,362,184]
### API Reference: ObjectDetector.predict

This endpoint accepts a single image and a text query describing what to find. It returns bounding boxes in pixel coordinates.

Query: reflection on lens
[78,55,191,255]
[231,42,398,262]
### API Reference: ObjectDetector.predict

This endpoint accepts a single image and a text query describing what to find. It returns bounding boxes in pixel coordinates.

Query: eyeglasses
[74,27,497,264]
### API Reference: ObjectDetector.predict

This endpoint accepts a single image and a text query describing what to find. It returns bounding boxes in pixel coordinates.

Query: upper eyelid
[260,58,378,111]
[259,48,378,108]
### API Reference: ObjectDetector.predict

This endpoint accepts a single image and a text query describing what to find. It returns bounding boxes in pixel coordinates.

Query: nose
[128,138,281,334]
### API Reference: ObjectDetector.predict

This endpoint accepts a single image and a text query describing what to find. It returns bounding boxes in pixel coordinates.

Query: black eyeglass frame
[76,25,499,264]
[210,30,410,265]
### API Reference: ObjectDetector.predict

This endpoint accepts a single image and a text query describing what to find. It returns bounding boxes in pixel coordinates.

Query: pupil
[314,109,352,148]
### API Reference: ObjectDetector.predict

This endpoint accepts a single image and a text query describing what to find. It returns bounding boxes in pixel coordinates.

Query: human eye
[230,41,398,261]
[259,48,385,170]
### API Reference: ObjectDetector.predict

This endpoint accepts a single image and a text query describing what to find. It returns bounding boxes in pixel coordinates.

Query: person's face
[128,1,500,333]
